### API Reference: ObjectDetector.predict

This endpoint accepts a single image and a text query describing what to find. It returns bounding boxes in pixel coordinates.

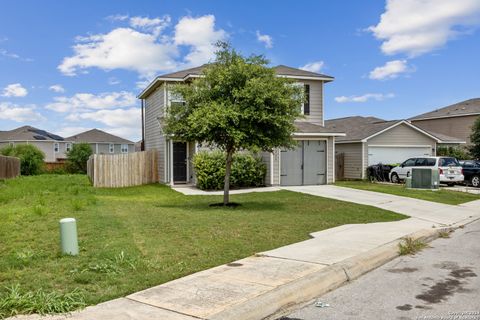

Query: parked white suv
[389,156,464,185]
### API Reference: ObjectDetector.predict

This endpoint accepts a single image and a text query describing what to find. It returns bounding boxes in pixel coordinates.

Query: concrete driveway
[281,185,480,226]
[281,219,480,320]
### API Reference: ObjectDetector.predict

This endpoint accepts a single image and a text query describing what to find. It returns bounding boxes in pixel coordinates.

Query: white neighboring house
[66,129,135,155]
[0,126,73,162]
[138,64,345,186]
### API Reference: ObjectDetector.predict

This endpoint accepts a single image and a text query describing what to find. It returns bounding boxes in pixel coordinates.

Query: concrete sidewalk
[14,186,480,320]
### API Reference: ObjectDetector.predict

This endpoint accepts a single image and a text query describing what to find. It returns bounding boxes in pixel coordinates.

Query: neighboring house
[0,126,72,162]
[66,129,135,155]
[139,64,345,186]
[325,116,464,179]
[410,98,480,145]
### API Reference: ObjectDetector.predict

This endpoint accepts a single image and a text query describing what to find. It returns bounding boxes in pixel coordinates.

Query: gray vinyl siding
[368,123,436,146]
[259,151,272,186]
[411,115,478,145]
[300,80,323,124]
[144,84,166,183]
[335,142,363,179]
[327,137,334,183]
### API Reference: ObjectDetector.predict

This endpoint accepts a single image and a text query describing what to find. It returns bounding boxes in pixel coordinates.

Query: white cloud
[1,83,28,97]
[368,59,413,80]
[68,107,139,126]
[174,15,227,66]
[335,93,395,103]
[49,84,65,93]
[255,30,273,48]
[369,0,480,57]
[0,102,45,122]
[108,77,121,85]
[59,14,227,79]
[300,61,325,73]
[45,91,136,113]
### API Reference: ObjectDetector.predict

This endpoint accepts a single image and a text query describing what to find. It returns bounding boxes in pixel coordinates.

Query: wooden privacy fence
[0,155,20,179]
[335,152,345,181]
[87,150,158,188]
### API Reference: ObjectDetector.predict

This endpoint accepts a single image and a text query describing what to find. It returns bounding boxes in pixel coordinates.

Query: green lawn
[0,175,404,317]
[336,180,480,205]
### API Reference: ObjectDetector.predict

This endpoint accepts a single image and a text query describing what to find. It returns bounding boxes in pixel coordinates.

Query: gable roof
[410,98,480,121]
[0,126,65,141]
[325,116,463,143]
[66,129,134,144]
[138,64,334,99]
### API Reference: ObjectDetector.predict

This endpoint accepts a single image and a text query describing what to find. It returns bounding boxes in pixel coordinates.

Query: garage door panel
[280,143,303,186]
[304,140,326,185]
[368,146,432,166]
[281,140,327,186]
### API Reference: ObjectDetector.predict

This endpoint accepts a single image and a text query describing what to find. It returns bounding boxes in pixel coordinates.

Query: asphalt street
[280,219,480,320]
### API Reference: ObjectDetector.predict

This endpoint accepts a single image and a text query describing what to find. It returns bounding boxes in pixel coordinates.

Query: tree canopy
[163,42,303,204]
[470,116,480,159]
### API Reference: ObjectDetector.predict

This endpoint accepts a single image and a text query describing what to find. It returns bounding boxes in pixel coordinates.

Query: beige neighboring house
[66,129,135,155]
[410,98,480,145]
[325,117,464,179]
[138,64,345,186]
[0,126,72,162]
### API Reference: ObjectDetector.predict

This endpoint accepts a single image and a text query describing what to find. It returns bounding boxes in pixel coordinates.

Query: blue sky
[1,0,479,141]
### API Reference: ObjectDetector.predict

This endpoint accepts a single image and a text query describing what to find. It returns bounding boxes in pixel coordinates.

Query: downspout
[141,99,145,151]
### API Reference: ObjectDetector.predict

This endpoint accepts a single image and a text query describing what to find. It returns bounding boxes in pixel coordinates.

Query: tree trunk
[223,148,234,205]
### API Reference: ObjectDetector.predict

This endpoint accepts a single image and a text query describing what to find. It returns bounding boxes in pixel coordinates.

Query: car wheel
[447,183,455,187]
[471,175,480,188]
[391,173,400,183]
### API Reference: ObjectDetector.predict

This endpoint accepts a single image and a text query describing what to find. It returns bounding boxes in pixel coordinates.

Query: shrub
[193,151,267,190]
[0,144,45,175]
[470,116,480,159]
[436,146,470,160]
[66,143,93,174]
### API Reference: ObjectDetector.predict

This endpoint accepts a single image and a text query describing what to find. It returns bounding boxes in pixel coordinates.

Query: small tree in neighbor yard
[163,42,303,205]
[0,144,45,175]
[66,143,92,173]
[470,116,480,160]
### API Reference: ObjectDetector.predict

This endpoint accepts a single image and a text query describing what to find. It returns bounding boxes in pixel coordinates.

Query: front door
[173,142,187,183]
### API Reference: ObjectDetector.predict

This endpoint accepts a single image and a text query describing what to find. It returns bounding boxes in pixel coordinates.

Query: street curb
[252,227,445,320]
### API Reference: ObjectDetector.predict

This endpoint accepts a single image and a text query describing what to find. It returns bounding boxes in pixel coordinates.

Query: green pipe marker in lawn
[59,218,79,256]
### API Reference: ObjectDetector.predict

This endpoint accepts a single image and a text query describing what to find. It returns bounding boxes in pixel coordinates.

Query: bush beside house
[66,143,93,174]
[193,151,267,190]
[0,144,45,175]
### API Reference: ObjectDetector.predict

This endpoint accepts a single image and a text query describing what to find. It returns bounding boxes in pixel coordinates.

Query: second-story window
[66,143,72,152]
[109,143,114,153]
[54,143,59,153]
[304,84,310,115]
[168,90,186,108]
[121,144,128,153]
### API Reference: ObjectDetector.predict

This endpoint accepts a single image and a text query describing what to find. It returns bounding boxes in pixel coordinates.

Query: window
[303,84,310,115]
[121,144,128,153]
[109,143,114,153]
[415,158,436,167]
[66,143,72,152]
[9,142,14,146]
[439,157,459,167]
[168,90,186,107]
[403,158,416,167]
[54,143,59,153]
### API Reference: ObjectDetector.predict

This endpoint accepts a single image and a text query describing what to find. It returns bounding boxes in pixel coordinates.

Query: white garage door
[368,146,432,166]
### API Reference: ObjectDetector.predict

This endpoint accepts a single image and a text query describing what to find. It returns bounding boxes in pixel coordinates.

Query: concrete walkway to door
[281,185,480,226]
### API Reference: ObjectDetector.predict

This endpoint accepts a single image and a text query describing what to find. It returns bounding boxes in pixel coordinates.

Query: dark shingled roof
[325,116,462,143]
[410,98,480,120]
[66,129,134,144]
[0,126,64,141]
[294,121,344,134]
[139,64,334,98]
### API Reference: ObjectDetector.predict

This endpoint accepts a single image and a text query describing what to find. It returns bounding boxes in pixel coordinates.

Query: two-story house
[138,65,345,186]
[66,129,135,155]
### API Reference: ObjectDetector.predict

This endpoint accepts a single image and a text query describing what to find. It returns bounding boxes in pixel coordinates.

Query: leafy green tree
[0,144,45,175]
[436,146,470,160]
[164,42,303,205]
[66,143,93,173]
[470,116,480,159]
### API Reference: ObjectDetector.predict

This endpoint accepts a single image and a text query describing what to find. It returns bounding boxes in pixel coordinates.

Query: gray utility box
[411,168,440,190]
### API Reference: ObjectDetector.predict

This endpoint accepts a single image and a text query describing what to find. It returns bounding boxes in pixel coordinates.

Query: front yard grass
[336,180,480,205]
[0,175,405,317]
